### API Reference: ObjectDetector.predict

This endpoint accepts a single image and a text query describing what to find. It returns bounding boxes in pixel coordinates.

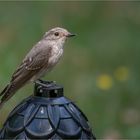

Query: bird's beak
[66,33,76,37]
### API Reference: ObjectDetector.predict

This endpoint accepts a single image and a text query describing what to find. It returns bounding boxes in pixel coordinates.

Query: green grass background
[0,1,140,139]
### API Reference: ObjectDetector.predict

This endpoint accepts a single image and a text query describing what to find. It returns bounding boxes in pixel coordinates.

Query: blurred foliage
[0,1,140,139]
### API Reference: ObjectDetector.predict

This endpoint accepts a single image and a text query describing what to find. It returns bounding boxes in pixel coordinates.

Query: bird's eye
[54,32,59,36]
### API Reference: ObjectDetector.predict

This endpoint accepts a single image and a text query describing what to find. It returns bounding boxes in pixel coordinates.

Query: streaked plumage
[0,27,75,108]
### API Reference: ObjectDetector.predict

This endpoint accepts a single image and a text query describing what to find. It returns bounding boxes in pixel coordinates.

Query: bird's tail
[0,84,10,96]
[0,84,16,109]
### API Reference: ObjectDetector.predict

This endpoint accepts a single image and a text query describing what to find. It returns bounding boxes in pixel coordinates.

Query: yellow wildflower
[114,66,129,81]
[96,74,113,90]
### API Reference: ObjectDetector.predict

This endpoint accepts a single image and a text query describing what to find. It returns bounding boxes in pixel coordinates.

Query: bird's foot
[35,79,56,88]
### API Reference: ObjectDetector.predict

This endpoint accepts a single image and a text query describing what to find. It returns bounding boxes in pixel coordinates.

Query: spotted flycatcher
[0,27,75,107]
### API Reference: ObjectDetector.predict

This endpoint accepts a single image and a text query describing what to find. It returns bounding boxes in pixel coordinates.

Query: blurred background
[0,1,140,139]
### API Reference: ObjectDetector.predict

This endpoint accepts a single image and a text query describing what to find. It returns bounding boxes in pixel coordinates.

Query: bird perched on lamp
[0,27,75,108]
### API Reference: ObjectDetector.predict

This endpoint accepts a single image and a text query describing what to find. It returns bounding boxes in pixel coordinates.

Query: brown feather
[0,42,52,107]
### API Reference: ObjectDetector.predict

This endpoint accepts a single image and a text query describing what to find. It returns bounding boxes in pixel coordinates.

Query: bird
[0,27,75,108]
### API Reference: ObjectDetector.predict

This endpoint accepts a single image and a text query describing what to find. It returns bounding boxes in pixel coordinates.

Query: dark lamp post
[0,80,96,139]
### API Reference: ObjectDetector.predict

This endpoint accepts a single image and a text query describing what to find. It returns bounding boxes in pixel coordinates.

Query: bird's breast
[48,47,63,67]
[31,47,63,81]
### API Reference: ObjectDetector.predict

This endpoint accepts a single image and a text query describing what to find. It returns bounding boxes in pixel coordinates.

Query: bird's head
[43,27,75,46]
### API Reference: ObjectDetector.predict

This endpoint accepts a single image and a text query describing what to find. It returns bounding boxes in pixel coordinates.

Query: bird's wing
[0,43,52,106]
[11,44,52,83]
